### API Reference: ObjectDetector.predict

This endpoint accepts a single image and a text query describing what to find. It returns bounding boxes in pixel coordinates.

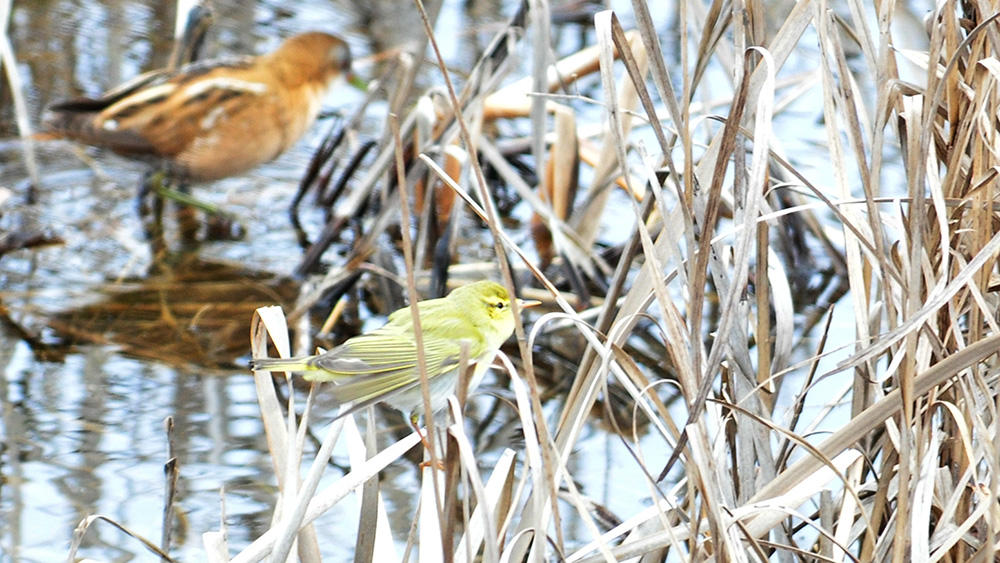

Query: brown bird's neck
[264,45,330,88]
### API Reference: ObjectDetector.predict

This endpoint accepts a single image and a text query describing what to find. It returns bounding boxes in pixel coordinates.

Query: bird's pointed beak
[517,299,542,309]
[347,73,367,92]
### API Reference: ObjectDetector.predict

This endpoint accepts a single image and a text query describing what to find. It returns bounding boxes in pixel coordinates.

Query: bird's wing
[42,71,171,154]
[302,329,462,409]
[55,57,259,157]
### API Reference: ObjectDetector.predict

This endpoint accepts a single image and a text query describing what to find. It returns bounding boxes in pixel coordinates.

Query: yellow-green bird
[250,280,539,423]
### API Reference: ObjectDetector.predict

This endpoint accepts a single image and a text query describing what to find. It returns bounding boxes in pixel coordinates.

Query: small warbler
[250,280,540,423]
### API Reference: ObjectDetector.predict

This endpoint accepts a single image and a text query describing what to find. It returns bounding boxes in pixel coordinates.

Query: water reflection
[47,255,299,368]
[0,339,283,561]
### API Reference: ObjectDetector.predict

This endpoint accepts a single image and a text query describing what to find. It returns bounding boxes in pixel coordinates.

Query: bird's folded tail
[248,355,422,418]
[42,103,103,140]
[249,357,315,373]
[42,102,158,157]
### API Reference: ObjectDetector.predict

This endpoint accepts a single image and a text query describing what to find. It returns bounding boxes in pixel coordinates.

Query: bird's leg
[137,170,154,215]
[140,176,243,242]
[137,170,166,219]
[410,413,444,470]
[138,171,167,245]
[410,413,433,452]
[171,181,201,243]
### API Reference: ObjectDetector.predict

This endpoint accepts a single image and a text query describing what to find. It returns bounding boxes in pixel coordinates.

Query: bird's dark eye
[495,301,505,309]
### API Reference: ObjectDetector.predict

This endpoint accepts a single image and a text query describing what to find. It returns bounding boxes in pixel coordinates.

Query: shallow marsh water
[0,1,928,561]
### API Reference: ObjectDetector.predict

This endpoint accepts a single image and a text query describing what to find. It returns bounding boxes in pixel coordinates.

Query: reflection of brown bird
[43,32,352,181]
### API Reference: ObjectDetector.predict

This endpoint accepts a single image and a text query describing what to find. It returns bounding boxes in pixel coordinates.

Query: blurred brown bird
[43,31,353,182]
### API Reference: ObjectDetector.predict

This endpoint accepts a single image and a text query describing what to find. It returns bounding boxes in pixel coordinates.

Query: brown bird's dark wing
[42,57,257,159]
